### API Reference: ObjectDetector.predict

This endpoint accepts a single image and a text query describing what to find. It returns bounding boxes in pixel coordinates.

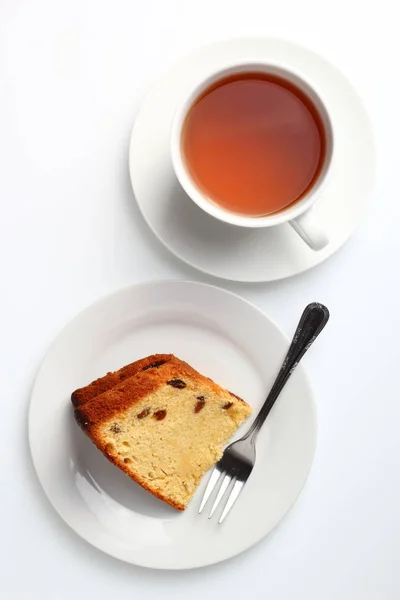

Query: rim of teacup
[170,60,334,228]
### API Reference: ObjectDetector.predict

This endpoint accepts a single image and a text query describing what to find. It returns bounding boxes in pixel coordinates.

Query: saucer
[29,281,316,569]
[129,38,375,282]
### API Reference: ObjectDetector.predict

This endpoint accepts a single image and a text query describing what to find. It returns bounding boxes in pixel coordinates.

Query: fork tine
[218,479,244,524]
[208,473,232,519]
[199,468,223,514]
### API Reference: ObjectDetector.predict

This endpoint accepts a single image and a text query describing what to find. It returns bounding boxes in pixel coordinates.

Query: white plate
[129,38,375,282]
[29,281,317,569]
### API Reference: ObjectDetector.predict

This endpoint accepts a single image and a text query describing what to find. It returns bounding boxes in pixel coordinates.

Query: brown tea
[181,72,326,216]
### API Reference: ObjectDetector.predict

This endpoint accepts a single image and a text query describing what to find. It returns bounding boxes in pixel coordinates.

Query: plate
[129,38,375,282]
[29,281,317,569]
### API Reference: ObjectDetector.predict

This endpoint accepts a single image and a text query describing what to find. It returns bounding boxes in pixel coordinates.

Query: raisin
[222,402,233,410]
[194,396,206,413]
[119,373,127,380]
[153,409,167,420]
[74,410,90,429]
[142,360,166,371]
[124,457,132,464]
[109,423,121,433]
[167,379,186,389]
[137,408,150,419]
[228,391,242,401]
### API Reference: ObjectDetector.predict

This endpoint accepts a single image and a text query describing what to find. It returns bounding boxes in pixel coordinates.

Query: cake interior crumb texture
[73,355,252,510]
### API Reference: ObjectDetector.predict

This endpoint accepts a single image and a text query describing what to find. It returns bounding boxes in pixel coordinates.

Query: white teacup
[170,62,333,251]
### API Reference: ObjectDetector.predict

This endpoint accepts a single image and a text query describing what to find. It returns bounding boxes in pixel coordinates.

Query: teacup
[171,61,333,250]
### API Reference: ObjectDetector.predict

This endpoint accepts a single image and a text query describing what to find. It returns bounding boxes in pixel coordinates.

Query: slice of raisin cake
[72,355,252,510]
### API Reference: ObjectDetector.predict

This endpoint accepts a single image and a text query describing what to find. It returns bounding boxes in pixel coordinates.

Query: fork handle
[245,302,329,440]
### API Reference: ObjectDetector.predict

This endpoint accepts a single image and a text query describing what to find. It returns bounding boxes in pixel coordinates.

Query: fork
[199,302,330,523]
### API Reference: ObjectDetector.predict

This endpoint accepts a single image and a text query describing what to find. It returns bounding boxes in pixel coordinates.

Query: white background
[1,0,399,598]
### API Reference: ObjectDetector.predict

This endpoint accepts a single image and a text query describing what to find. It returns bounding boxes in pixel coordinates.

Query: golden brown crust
[71,354,173,407]
[74,355,239,430]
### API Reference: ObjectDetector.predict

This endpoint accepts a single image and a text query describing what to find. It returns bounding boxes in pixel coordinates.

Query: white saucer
[29,281,316,569]
[129,38,375,282]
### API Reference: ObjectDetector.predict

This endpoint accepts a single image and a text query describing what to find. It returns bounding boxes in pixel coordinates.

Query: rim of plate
[28,280,317,569]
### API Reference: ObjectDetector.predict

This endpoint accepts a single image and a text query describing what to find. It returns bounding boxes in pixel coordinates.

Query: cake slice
[73,355,252,510]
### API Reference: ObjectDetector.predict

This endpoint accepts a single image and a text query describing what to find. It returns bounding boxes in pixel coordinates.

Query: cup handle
[289,209,328,251]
